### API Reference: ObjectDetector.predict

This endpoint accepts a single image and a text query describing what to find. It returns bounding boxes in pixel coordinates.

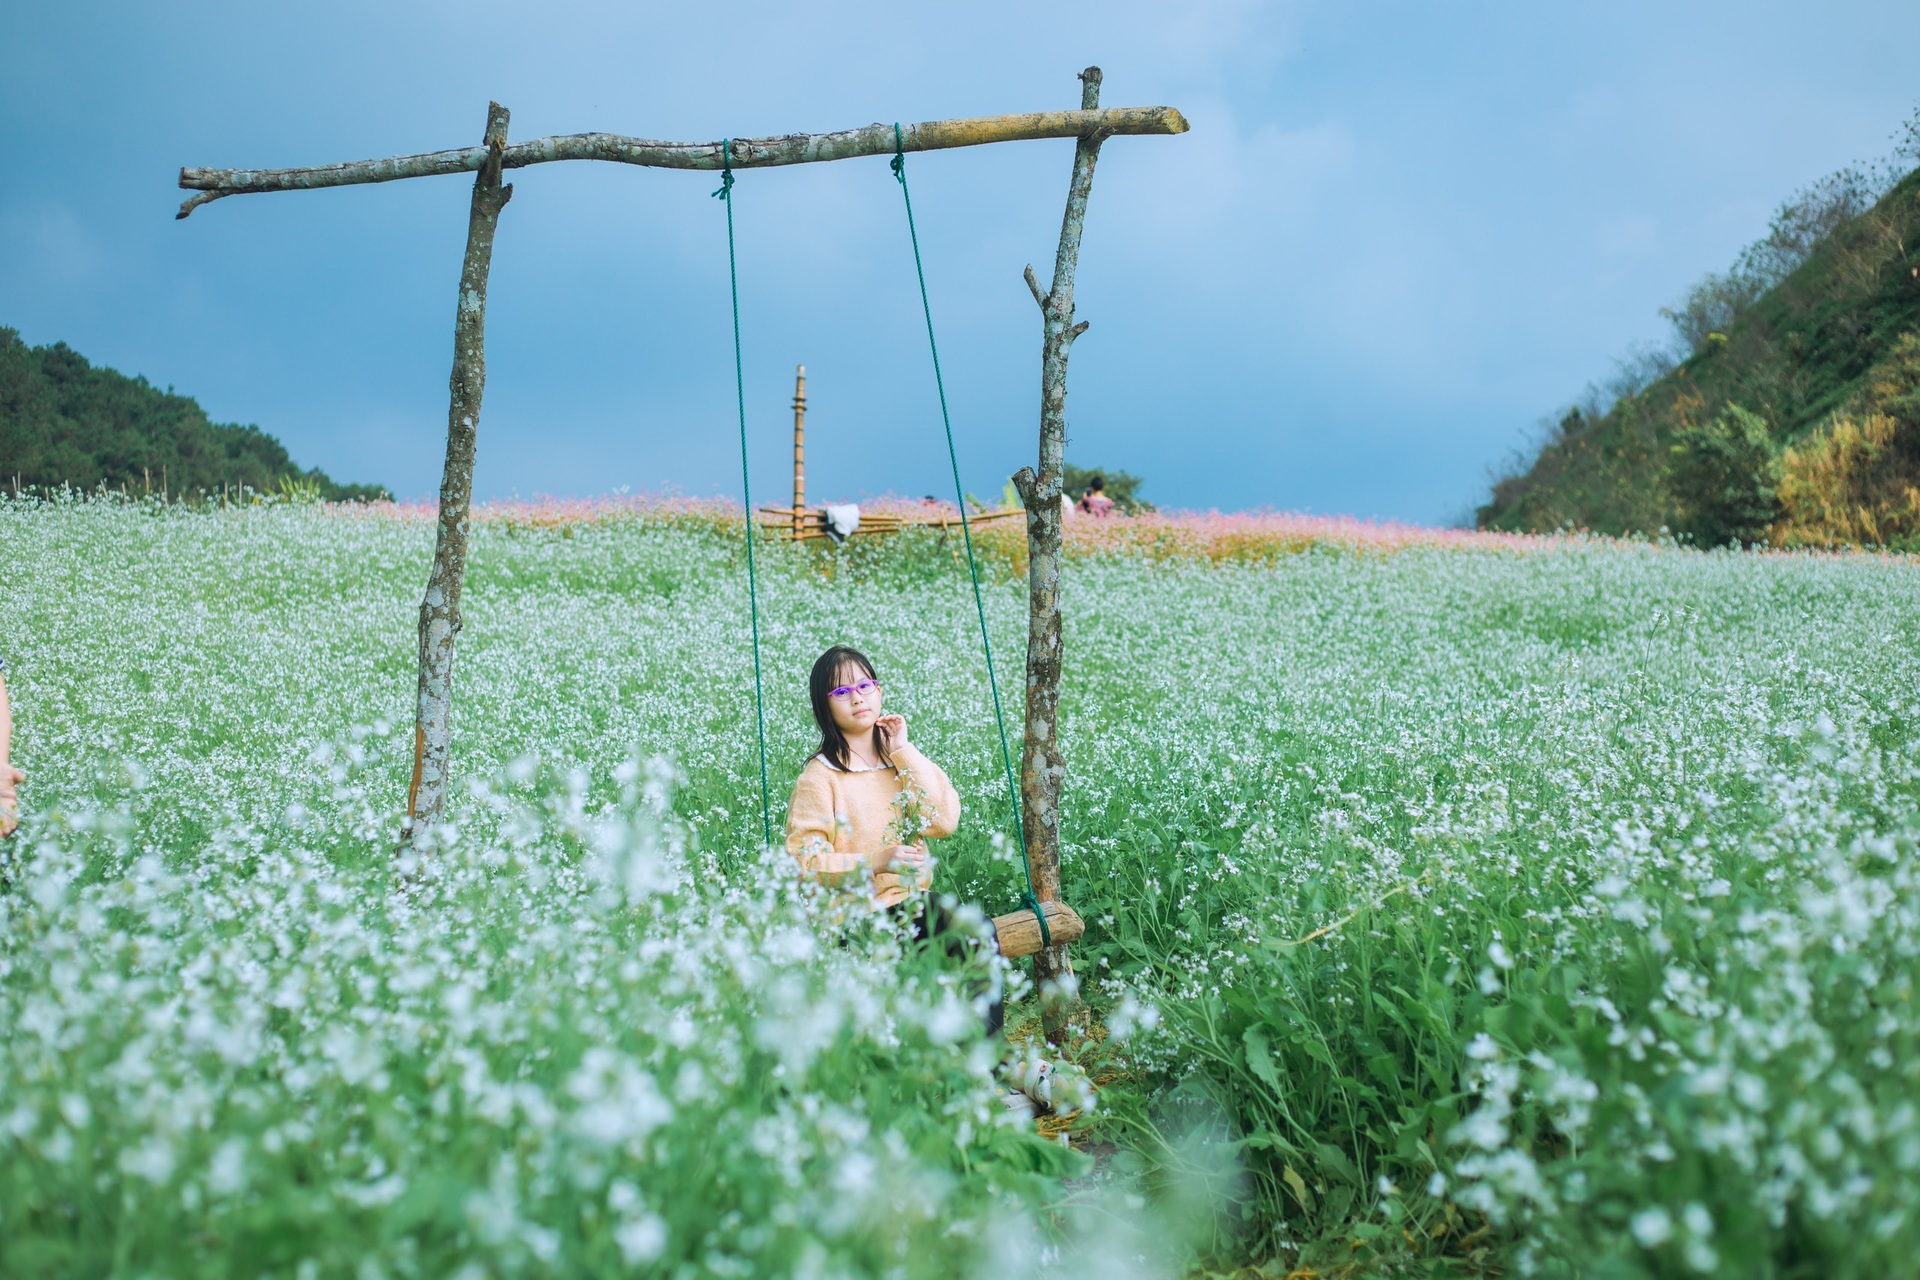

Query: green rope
[715,140,773,848]
[890,125,1049,950]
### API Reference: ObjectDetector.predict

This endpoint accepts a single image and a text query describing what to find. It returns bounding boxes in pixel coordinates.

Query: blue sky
[4,1,1918,523]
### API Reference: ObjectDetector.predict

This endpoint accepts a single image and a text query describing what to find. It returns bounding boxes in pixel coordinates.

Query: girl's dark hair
[808,645,888,772]
[1088,474,1105,491]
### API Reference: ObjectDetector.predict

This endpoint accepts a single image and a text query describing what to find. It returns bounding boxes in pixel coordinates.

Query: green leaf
[1315,1141,1364,1187]
[1297,1035,1337,1069]
[1243,1024,1285,1094]
[1283,1164,1315,1214]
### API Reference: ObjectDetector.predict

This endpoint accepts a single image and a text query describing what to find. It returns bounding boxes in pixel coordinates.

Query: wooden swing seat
[990,899,1085,959]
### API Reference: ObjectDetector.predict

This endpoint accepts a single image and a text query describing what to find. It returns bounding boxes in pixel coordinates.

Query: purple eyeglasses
[828,678,880,701]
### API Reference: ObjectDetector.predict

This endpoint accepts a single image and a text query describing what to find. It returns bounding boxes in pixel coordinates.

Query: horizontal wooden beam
[754,510,1024,540]
[756,506,1022,522]
[177,106,1189,218]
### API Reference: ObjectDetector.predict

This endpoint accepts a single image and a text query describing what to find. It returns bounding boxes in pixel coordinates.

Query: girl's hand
[875,714,911,755]
[0,765,21,839]
[876,844,928,874]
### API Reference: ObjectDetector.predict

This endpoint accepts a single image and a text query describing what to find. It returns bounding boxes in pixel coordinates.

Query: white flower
[566,1049,672,1147]
[925,997,974,1045]
[119,1135,176,1184]
[615,1214,668,1264]
[208,1138,248,1197]
[1630,1206,1673,1247]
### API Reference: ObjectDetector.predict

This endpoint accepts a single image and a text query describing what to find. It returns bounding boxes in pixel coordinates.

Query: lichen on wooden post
[404,101,514,846]
[1010,67,1108,1041]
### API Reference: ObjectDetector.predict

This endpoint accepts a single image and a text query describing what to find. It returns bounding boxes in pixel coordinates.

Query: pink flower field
[324,492,1552,563]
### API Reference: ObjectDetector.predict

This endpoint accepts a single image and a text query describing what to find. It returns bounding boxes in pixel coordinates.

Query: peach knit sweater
[784,744,961,907]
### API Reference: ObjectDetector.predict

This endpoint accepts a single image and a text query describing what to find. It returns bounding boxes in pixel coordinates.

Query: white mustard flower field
[3,497,1919,1278]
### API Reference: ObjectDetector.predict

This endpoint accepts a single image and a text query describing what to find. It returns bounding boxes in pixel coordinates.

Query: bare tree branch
[174,190,232,220]
[177,106,1189,217]
[1024,264,1047,310]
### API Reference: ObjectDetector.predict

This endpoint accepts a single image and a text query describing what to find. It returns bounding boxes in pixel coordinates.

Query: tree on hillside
[1775,332,1920,549]
[1668,403,1780,546]
[0,328,386,500]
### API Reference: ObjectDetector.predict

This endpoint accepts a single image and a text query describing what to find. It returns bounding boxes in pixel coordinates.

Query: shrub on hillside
[1667,403,1780,546]
[1660,272,1769,357]
[1856,328,1920,426]
[1775,414,1920,548]
[1774,333,1920,548]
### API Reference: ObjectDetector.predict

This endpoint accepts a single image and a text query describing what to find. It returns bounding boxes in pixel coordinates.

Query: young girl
[786,645,1088,1106]
[0,658,20,839]
[784,645,961,909]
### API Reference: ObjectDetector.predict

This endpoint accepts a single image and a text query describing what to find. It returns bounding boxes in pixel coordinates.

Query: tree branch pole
[1010,67,1109,1038]
[403,102,513,845]
[176,107,1188,218]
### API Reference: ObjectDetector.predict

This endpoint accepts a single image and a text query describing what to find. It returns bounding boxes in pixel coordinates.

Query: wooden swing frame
[177,69,1183,1017]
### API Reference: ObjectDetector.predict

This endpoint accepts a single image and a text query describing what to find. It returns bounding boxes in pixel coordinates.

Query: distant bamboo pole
[792,365,807,541]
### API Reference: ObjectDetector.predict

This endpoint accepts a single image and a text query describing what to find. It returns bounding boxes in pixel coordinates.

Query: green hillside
[1480,149,1920,548]
[0,328,386,502]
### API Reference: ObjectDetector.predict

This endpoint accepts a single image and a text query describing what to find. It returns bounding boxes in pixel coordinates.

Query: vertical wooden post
[792,364,807,541]
[1011,67,1108,1041]
[404,101,514,845]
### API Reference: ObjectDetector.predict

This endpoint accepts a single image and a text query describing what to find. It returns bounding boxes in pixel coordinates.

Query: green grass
[4,498,1920,1277]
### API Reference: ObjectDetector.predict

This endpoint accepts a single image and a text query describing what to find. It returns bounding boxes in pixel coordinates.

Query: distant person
[1077,474,1115,517]
[0,658,21,838]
